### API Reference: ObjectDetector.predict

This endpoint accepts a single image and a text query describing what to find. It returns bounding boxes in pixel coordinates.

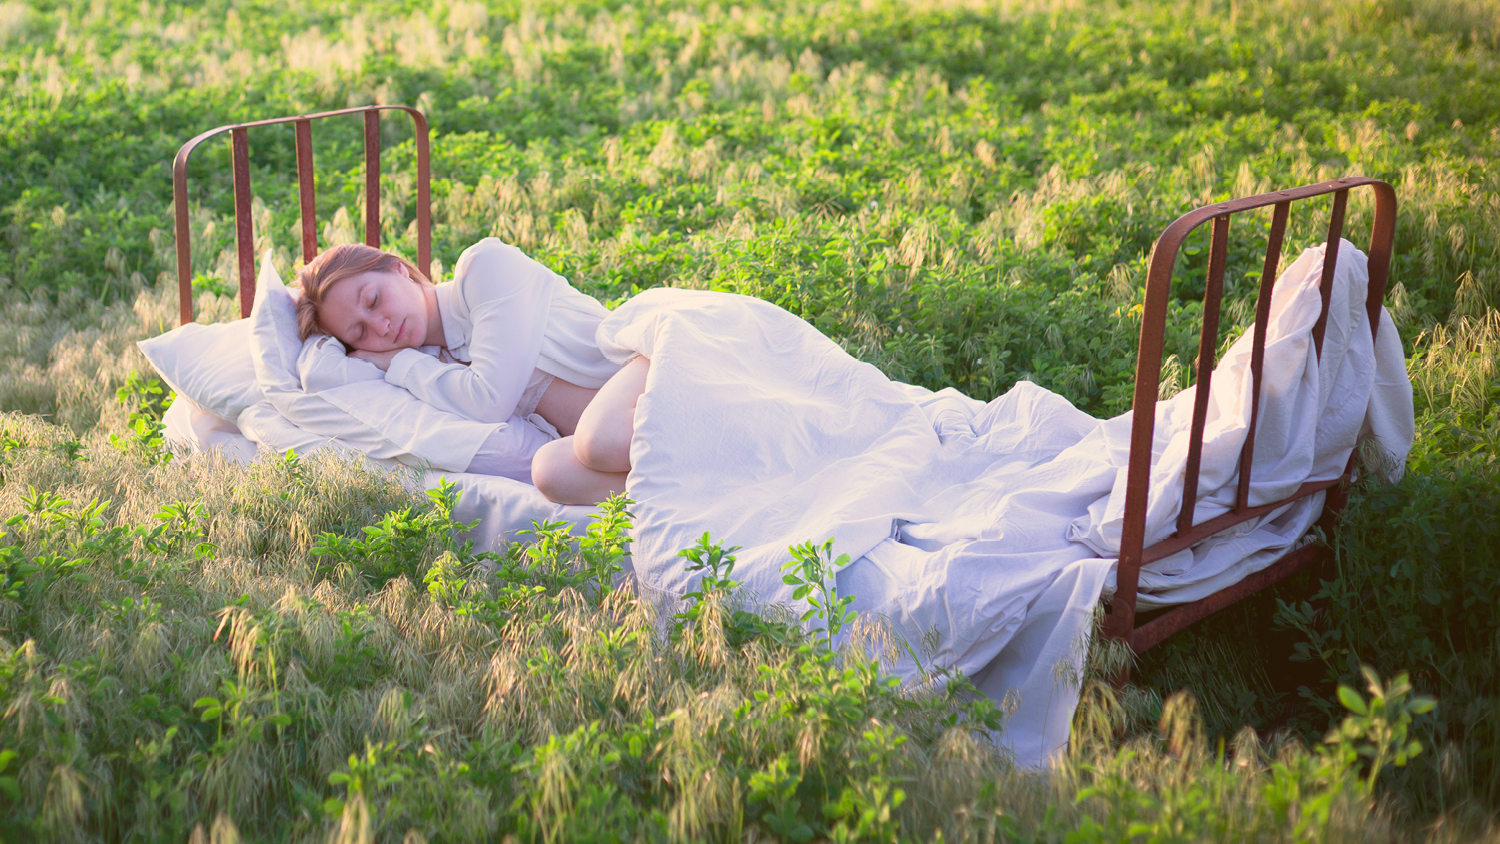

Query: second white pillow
[137,319,263,424]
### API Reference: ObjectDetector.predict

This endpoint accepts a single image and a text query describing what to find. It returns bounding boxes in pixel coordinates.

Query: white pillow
[248,253,304,395]
[136,318,263,424]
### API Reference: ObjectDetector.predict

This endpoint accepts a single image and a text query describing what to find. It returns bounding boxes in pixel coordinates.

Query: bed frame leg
[1100,601,1135,687]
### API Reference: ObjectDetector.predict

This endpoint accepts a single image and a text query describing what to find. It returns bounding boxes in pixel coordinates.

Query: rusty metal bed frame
[171,106,1397,663]
[1103,177,1396,659]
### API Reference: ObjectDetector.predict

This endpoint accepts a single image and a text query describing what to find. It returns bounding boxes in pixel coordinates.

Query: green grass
[0,0,1498,839]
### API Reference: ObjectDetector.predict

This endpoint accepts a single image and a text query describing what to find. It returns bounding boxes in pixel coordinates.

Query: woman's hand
[350,348,401,372]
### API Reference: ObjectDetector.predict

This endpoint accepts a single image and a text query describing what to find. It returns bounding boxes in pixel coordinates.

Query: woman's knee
[573,425,630,474]
[531,437,581,502]
[532,437,628,506]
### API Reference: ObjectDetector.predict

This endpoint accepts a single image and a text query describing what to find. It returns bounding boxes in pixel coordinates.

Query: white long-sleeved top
[384,238,622,423]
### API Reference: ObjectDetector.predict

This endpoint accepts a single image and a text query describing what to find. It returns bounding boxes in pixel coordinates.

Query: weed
[781,537,857,652]
[109,372,173,463]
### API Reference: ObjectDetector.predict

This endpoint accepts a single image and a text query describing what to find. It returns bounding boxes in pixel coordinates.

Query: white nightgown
[383,237,622,423]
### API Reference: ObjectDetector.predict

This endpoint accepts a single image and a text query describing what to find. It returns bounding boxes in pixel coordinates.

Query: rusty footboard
[1100,176,1397,659]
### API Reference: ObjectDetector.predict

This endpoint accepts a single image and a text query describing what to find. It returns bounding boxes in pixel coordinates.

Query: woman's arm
[383,240,556,422]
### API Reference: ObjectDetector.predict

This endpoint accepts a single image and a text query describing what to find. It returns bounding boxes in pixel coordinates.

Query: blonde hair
[293,244,431,340]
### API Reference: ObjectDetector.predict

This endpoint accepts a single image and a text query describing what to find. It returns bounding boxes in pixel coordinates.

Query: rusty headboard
[1102,176,1397,656]
[171,104,432,325]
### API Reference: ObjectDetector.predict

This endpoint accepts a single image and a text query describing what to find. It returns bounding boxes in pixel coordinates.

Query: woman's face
[319,264,430,352]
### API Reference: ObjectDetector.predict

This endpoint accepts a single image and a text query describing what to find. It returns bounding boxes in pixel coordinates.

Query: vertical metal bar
[1103,228,1181,648]
[1176,215,1231,535]
[412,109,432,278]
[172,151,194,325]
[230,127,255,319]
[1312,189,1348,360]
[1236,201,1290,511]
[295,119,318,264]
[364,109,381,248]
[1365,182,1398,342]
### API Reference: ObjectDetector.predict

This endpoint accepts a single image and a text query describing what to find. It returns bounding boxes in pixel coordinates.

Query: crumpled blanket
[435,238,1412,767]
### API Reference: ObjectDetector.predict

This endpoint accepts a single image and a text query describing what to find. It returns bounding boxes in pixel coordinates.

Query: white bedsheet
[164,239,1412,769]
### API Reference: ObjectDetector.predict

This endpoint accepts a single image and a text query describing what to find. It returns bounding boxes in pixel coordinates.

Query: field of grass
[1,0,1498,839]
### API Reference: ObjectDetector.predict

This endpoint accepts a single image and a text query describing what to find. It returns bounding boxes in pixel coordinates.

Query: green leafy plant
[781,537,856,652]
[110,372,174,463]
[825,721,908,843]
[671,532,743,640]
[746,754,815,843]
[142,500,216,559]
[1326,667,1437,792]
[577,493,634,599]
[312,478,477,588]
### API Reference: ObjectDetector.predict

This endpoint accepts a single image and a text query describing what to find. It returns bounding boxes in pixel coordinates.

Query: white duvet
[167,239,1412,768]
[438,238,1411,766]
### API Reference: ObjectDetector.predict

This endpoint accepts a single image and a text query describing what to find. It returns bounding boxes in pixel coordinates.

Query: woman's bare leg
[573,356,649,474]
[531,437,628,506]
[530,357,649,506]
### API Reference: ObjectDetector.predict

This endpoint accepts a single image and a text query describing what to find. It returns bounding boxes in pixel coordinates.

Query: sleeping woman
[293,238,644,506]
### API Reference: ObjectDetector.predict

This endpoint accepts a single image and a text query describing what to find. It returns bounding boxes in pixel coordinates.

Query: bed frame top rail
[1103,176,1397,651]
[172,104,431,325]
